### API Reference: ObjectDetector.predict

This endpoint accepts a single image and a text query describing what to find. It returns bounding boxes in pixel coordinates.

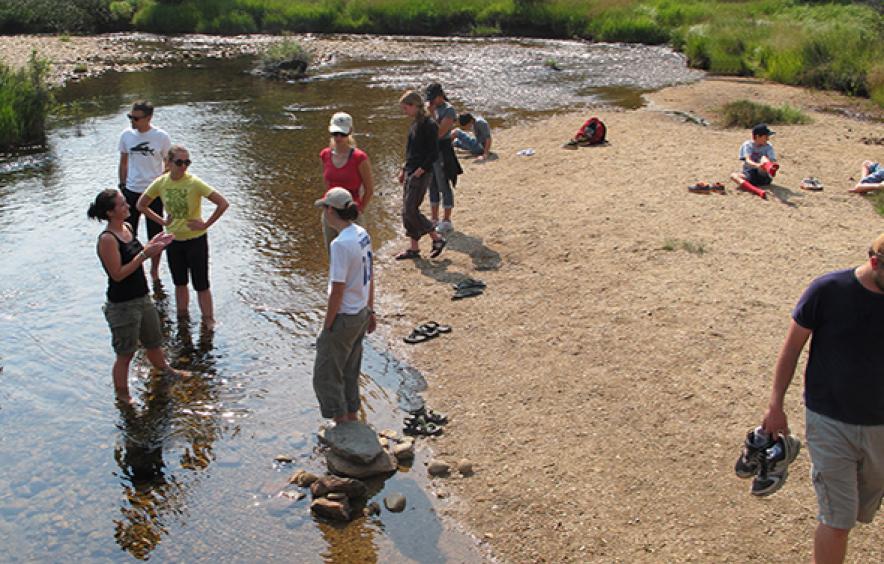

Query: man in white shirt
[118,100,172,283]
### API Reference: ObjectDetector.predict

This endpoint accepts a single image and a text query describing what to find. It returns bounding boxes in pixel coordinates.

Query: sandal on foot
[430,238,447,258]
[453,278,486,291]
[452,286,484,300]
[395,249,420,260]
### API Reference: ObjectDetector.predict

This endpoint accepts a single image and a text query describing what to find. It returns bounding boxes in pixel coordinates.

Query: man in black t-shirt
[761,233,884,564]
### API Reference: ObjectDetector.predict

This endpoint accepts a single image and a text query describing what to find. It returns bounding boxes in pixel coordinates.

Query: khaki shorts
[806,408,884,530]
[103,295,163,355]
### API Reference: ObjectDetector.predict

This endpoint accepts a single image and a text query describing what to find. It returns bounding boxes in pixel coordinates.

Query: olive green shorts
[102,295,163,356]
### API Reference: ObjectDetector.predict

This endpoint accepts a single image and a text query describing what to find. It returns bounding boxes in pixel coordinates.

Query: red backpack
[574,117,606,145]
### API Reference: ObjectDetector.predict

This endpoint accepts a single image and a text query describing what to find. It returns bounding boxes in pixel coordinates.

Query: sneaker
[750,434,801,497]
[735,428,773,479]
[435,220,453,235]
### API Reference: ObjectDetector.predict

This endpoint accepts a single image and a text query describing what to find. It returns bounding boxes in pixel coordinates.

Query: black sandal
[430,238,447,258]
[395,249,420,260]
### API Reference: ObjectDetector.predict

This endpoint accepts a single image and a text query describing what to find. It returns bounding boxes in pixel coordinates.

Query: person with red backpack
[563,117,607,148]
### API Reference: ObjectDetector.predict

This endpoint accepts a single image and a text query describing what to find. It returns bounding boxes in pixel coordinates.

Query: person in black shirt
[761,233,884,564]
[394,90,446,260]
[88,189,177,401]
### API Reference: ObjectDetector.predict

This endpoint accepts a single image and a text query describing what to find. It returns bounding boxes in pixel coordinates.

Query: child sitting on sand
[730,123,779,198]
[452,113,492,161]
[849,160,884,193]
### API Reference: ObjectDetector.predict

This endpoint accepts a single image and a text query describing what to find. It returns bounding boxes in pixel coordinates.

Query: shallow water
[0,36,699,561]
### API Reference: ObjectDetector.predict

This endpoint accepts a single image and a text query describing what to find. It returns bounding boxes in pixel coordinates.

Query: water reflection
[0,35,699,562]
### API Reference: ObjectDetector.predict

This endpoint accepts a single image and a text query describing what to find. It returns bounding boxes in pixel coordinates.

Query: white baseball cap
[314,187,353,210]
[328,112,353,135]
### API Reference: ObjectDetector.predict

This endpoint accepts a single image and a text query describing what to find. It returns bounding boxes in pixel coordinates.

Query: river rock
[326,450,397,479]
[427,460,450,477]
[310,497,351,522]
[310,475,368,499]
[457,459,474,476]
[324,421,383,465]
[274,454,294,463]
[379,429,399,440]
[391,441,415,461]
[326,492,347,501]
[384,493,406,512]
[289,469,319,487]
[364,501,381,517]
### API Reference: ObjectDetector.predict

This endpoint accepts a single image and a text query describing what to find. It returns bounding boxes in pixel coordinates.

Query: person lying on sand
[849,160,884,194]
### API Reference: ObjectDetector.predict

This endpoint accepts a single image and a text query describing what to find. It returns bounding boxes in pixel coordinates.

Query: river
[0,35,701,562]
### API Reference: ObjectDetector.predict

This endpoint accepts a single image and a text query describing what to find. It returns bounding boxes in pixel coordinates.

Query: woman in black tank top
[88,189,178,401]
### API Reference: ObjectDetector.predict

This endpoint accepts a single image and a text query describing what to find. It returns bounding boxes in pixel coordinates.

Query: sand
[5,34,884,562]
[374,77,884,562]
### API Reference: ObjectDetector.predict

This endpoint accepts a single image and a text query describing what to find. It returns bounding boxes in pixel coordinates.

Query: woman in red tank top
[319,112,375,253]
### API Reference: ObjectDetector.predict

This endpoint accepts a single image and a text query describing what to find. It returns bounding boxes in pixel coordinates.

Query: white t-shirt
[328,224,373,315]
[118,126,172,193]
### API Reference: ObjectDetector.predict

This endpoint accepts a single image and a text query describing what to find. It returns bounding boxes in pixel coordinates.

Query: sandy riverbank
[373,77,883,562]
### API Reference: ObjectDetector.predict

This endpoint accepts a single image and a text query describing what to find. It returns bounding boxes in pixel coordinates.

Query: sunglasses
[331,132,348,137]
[127,114,146,121]
[172,159,191,167]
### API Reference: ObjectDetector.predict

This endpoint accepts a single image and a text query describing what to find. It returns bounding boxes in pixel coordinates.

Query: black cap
[752,123,774,137]
[425,82,447,102]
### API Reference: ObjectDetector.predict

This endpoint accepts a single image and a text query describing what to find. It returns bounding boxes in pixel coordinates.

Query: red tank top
[320,147,368,210]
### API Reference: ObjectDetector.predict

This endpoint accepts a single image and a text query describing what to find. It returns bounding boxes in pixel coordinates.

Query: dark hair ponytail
[333,202,359,221]
[87,188,118,222]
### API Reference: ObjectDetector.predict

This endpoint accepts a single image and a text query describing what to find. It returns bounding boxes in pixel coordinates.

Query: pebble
[457,459,474,476]
[289,470,319,487]
[427,460,450,477]
[364,501,382,517]
[384,493,406,512]
[274,454,294,463]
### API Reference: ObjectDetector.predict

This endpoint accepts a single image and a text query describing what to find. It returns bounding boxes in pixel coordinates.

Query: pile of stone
[286,422,418,522]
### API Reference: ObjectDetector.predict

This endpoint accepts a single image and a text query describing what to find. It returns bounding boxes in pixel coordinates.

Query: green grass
[260,39,312,70]
[0,52,53,150]
[721,100,812,128]
[662,238,706,255]
[3,0,883,105]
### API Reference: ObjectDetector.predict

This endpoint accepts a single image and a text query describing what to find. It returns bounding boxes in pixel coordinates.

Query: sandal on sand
[420,321,452,334]
[403,324,440,344]
[711,182,726,193]
[800,177,824,191]
[430,238,447,258]
[452,286,484,300]
[688,181,713,193]
[395,249,420,260]
[403,419,443,436]
[407,407,449,425]
[453,278,486,291]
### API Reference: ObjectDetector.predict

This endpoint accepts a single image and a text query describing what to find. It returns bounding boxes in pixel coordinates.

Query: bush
[0,52,53,150]
[133,0,200,33]
[261,39,312,69]
[721,100,811,128]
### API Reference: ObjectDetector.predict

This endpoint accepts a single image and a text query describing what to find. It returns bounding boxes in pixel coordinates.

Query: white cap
[314,187,353,210]
[328,112,353,135]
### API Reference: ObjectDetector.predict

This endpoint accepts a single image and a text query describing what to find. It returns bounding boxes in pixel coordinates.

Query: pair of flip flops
[403,407,448,436]
[403,321,452,344]
[800,177,824,191]
[688,181,726,194]
[452,278,485,300]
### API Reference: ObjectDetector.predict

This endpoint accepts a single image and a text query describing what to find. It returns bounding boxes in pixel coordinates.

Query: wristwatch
[118,182,126,189]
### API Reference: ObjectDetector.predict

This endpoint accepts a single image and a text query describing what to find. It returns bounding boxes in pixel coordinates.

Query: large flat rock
[324,421,383,465]
[326,450,397,479]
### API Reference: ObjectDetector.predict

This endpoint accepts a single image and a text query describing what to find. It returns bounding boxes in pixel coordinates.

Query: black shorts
[166,235,210,291]
[123,187,164,239]
[744,168,773,187]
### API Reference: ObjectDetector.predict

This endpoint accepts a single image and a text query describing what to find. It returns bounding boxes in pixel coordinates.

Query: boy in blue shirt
[730,123,779,199]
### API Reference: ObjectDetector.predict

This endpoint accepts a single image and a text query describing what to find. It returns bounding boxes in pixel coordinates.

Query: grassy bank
[0,53,52,151]
[3,1,883,105]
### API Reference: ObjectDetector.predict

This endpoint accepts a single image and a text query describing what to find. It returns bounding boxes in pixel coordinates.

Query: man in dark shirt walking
[761,233,884,564]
